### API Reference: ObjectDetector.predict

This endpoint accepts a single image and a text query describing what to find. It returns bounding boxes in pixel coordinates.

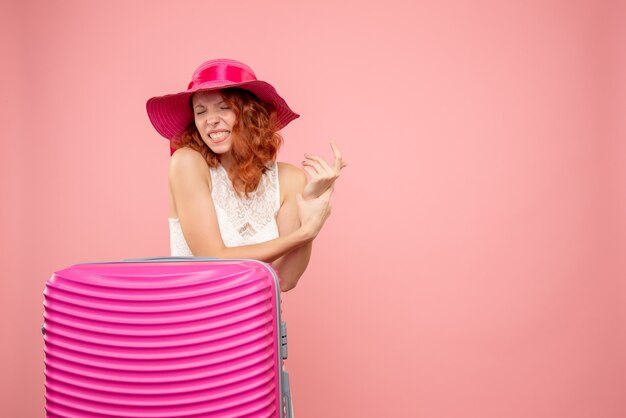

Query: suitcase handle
[282,369,293,418]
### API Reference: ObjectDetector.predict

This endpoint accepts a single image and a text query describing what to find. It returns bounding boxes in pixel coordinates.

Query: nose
[206,112,219,126]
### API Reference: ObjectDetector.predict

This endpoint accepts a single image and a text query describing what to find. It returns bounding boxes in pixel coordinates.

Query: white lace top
[168,162,281,256]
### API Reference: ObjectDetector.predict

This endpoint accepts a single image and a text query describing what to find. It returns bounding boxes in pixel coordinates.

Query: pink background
[2,0,625,417]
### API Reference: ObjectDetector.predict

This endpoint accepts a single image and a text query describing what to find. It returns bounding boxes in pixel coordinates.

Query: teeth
[209,131,229,140]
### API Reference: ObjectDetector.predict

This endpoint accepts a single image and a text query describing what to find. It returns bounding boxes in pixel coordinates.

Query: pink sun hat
[146,58,300,154]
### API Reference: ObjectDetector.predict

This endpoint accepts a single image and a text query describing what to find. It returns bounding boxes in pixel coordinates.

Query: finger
[302,165,319,179]
[296,193,303,203]
[330,142,344,172]
[302,158,327,176]
[304,154,334,176]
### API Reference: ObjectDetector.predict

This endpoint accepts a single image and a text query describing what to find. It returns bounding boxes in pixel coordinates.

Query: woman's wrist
[293,224,316,243]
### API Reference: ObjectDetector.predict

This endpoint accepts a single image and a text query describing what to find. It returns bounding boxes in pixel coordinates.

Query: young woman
[146,58,345,292]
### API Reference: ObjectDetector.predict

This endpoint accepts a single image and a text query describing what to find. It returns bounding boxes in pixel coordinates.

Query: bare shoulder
[169,147,208,172]
[276,162,305,205]
[169,148,209,175]
[277,161,306,191]
[169,148,211,184]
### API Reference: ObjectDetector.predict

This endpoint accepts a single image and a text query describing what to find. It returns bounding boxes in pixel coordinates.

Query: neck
[218,152,233,172]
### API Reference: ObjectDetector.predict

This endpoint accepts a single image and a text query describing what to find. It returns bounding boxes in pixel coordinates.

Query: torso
[168,161,287,219]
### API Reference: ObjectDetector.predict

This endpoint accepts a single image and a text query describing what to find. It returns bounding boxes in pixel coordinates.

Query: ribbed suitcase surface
[42,257,290,418]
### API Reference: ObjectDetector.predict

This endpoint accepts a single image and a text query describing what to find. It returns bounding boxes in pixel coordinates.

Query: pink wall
[2,0,625,417]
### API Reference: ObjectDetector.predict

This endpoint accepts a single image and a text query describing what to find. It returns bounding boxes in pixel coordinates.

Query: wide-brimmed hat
[146,58,300,153]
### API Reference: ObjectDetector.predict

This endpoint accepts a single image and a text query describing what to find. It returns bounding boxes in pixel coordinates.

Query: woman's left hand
[302,142,347,200]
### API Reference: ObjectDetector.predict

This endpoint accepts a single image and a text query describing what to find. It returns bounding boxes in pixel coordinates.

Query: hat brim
[146,80,299,141]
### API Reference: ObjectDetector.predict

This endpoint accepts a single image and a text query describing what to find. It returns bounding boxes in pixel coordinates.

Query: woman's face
[192,90,237,155]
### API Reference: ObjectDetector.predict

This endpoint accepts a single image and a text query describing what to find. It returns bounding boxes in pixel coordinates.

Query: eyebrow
[194,100,226,109]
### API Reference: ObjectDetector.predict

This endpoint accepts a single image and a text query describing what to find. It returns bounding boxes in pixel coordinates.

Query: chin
[206,142,232,155]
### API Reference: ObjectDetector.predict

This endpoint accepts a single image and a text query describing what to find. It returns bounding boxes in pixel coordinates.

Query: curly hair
[170,87,283,196]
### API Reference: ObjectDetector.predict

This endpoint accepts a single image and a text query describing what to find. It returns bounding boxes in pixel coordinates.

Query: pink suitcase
[42,256,292,418]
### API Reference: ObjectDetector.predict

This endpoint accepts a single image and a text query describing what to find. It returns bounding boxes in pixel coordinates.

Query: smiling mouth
[209,131,230,142]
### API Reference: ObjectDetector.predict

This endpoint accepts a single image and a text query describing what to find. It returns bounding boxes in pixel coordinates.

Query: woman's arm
[273,144,347,291]
[169,148,329,262]
[272,163,313,292]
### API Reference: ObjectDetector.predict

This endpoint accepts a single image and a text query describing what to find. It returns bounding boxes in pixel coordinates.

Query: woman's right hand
[302,142,347,200]
[296,186,333,240]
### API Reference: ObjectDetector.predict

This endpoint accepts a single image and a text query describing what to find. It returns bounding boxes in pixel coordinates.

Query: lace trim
[210,163,279,240]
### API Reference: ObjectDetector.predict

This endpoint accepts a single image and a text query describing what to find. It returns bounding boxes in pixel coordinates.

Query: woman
[146,58,345,292]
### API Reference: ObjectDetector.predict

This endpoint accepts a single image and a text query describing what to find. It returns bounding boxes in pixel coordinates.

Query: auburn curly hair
[170,87,283,196]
